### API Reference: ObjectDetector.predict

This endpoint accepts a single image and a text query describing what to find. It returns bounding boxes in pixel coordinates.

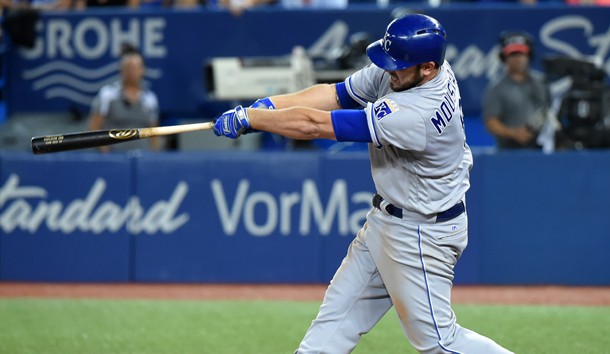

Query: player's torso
[375,64,466,172]
[349,63,472,214]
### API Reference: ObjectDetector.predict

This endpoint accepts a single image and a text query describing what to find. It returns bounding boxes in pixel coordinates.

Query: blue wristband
[331,109,371,142]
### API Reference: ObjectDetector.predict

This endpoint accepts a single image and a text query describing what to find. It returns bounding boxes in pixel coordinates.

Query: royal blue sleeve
[335,82,361,109]
[331,109,372,142]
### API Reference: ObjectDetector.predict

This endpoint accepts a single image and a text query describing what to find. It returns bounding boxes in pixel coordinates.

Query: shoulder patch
[373,99,399,120]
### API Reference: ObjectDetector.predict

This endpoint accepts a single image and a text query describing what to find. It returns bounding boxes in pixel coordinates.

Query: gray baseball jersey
[346,61,473,216]
[296,62,513,354]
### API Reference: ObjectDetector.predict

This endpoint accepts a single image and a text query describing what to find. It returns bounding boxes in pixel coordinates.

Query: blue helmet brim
[366,39,413,72]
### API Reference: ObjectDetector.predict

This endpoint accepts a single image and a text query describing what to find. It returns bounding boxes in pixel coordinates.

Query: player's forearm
[269,84,340,111]
[249,107,336,140]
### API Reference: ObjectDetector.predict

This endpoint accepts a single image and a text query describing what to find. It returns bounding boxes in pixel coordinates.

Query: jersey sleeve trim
[365,103,382,148]
[345,76,369,107]
[335,82,360,109]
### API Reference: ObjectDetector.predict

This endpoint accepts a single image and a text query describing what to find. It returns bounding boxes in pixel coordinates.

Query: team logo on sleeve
[373,99,399,120]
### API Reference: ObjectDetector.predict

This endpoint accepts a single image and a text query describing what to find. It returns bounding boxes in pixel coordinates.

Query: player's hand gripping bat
[31,121,215,154]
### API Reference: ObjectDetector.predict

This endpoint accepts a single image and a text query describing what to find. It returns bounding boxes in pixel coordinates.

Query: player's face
[387,64,425,92]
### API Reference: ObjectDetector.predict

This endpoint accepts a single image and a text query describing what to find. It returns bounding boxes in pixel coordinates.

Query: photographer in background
[483,31,551,149]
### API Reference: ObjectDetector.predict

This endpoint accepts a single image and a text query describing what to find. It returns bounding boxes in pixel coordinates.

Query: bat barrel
[30,122,214,154]
[31,129,141,154]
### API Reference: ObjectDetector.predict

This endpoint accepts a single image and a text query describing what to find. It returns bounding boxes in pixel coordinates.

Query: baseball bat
[31,121,215,154]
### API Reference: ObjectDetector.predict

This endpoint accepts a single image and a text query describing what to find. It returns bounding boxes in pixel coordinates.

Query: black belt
[372,194,465,223]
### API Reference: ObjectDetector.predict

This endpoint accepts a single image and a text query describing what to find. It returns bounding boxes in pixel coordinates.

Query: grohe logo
[20,17,167,106]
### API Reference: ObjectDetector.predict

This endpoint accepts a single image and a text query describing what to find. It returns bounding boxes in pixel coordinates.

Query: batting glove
[250,97,276,110]
[213,105,251,139]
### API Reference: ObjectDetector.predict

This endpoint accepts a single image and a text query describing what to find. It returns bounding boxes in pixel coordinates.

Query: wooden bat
[31,121,215,154]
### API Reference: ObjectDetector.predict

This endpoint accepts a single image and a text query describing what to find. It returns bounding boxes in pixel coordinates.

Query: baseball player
[214,14,513,354]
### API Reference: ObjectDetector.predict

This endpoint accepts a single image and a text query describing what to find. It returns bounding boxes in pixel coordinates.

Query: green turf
[0,299,608,354]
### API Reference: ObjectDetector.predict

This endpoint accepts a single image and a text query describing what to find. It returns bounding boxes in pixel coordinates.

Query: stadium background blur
[0,2,609,286]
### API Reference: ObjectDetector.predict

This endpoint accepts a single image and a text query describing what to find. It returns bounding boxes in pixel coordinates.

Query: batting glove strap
[234,105,251,135]
[250,97,276,110]
[243,97,274,135]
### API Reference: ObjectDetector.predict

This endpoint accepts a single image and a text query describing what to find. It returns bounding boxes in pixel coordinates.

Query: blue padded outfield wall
[4,5,610,119]
[1,150,610,285]
[2,5,610,285]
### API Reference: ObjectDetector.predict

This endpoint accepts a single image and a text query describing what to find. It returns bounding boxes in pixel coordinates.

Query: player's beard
[389,65,425,92]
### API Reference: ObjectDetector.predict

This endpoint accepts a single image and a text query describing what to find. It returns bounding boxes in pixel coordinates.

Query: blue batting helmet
[367,14,447,71]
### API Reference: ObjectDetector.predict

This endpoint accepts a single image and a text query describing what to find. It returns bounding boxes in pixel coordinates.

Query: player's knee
[405,326,455,354]
[409,337,450,354]
[417,343,454,354]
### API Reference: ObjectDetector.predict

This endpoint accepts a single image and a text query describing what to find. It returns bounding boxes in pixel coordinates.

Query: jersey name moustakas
[430,72,460,135]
